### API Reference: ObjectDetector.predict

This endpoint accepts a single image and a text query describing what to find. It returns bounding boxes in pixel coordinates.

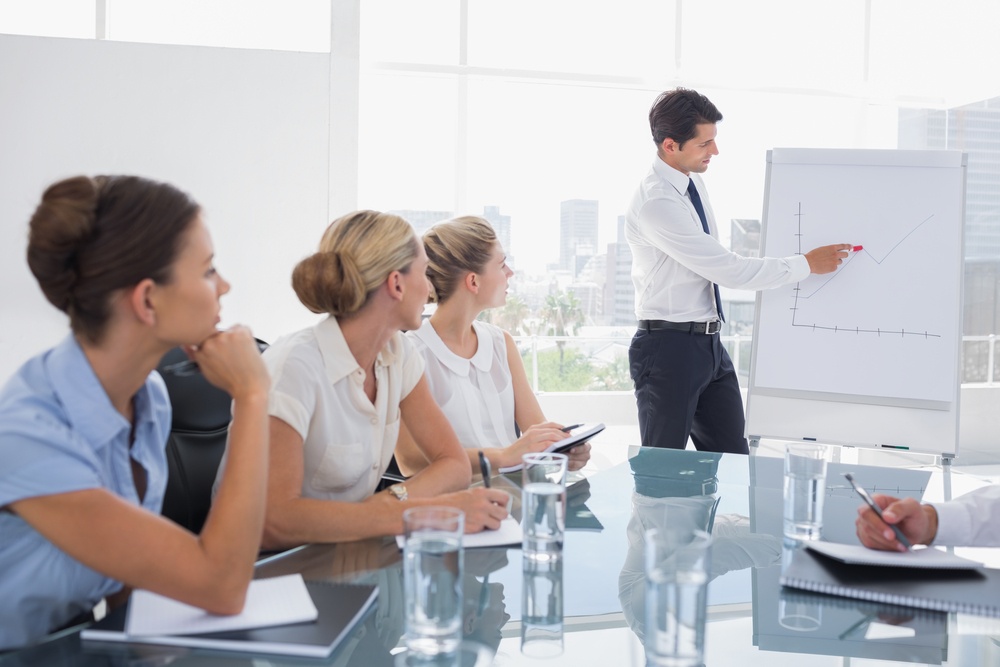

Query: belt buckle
[705,321,721,335]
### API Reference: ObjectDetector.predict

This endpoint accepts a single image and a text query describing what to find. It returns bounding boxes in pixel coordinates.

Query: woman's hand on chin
[188,325,270,399]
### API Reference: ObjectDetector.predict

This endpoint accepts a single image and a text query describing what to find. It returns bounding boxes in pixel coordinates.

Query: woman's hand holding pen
[439,488,510,533]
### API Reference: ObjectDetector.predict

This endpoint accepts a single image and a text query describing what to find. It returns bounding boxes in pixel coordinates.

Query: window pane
[465,80,652,275]
[0,0,96,39]
[361,0,459,65]
[964,340,989,383]
[106,0,330,52]
[683,0,867,92]
[358,72,458,212]
[467,0,674,77]
[869,0,1000,107]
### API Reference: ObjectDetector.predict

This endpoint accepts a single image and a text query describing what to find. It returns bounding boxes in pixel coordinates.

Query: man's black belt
[639,319,722,335]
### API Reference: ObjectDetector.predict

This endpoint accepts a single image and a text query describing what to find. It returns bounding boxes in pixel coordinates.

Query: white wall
[0,34,337,381]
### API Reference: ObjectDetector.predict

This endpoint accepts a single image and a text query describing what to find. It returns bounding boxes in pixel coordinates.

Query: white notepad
[396,516,522,550]
[806,541,983,570]
[126,573,318,636]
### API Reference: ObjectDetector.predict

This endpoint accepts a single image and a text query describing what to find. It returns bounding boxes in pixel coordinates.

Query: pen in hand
[560,423,583,433]
[844,472,913,550]
[478,450,492,489]
[478,451,511,516]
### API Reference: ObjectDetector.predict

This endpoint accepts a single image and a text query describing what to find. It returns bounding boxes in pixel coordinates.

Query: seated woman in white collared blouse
[253,210,510,550]
[394,216,591,476]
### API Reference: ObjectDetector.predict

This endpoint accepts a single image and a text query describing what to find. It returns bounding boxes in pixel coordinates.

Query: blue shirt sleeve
[0,407,104,508]
[0,364,105,509]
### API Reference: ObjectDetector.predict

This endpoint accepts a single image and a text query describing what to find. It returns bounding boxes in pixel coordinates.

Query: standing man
[625,88,848,454]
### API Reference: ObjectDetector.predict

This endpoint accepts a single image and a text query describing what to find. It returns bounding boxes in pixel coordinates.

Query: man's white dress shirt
[933,485,1000,547]
[625,157,810,322]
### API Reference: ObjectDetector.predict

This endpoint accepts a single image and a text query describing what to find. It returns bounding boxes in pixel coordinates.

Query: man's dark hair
[649,88,723,148]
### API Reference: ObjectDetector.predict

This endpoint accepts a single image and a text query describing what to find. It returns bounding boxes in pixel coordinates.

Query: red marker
[849,245,863,252]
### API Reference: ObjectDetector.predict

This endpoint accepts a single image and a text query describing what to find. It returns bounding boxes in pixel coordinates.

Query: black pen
[478,451,492,488]
[844,472,912,550]
[561,423,583,433]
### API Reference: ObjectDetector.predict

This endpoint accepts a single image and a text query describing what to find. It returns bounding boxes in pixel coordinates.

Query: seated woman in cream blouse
[396,216,591,476]
[244,211,510,550]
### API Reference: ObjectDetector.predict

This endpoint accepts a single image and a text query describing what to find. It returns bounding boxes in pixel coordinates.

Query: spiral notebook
[781,546,1000,617]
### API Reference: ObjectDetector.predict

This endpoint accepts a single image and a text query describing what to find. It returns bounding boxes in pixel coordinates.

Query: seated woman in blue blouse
[0,176,270,650]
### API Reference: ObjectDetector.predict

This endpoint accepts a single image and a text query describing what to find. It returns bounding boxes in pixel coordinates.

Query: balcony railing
[513,334,1000,393]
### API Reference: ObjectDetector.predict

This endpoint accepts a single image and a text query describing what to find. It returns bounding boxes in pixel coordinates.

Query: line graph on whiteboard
[788,202,941,339]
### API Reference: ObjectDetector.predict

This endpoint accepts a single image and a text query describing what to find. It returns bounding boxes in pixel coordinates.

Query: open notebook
[396,515,522,550]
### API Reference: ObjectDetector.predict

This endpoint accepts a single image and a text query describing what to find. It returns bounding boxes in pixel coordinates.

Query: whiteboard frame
[746,148,967,458]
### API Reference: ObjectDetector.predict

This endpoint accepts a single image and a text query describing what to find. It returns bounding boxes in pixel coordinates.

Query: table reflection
[7,447,999,667]
[619,449,782,647]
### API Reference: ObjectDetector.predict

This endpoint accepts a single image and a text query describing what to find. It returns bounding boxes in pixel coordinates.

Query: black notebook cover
[781,546,1000,617]
[81,580,377,658]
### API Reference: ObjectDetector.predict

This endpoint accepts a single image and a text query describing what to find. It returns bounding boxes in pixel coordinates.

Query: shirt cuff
[930,500,971,546]
[787,254,811,282]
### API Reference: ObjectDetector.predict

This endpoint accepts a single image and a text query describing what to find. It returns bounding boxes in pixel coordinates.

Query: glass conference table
[6,445,1000,667]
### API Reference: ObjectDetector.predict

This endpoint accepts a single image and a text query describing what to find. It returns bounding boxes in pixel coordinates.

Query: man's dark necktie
[687,178,725,323]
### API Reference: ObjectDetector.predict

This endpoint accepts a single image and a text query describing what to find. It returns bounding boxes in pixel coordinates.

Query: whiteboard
[746,148,966,457]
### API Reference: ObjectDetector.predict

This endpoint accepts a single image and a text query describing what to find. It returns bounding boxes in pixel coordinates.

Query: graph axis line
[787,204,940,338]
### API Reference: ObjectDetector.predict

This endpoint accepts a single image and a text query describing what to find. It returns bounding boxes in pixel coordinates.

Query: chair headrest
[156,348,232,431]
[155,339,268,432]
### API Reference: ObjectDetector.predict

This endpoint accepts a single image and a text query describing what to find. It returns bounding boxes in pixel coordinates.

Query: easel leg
[941,454,953,502]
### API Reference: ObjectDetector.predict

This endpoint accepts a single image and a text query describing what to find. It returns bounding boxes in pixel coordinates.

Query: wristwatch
[387,483,408,502]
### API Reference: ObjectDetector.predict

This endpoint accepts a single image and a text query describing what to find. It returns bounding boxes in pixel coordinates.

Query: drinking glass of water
[521,452,568,560]
[403,506,464,658]
[783,443,829,541]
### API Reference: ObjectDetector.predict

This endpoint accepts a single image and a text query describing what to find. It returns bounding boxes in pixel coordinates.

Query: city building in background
[605,215,635,326]
[731,218,761,258]
[899,96,1000,337]
[393,206,515,268]
[391,209,453,237]
[559,199,599,275]
[482,205,512,259]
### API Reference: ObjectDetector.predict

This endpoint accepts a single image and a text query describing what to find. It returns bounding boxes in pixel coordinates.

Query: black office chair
[156,340,268,534]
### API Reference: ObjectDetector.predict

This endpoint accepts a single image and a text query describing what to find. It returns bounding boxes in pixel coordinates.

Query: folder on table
[82,576,377,658]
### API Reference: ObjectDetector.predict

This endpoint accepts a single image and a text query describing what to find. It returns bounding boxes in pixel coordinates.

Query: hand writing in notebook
[855,493,939,552]
[844,473,911,550]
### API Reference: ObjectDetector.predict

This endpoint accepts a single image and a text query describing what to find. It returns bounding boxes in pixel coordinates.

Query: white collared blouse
[263,316,425,502]
[407,319,518,450]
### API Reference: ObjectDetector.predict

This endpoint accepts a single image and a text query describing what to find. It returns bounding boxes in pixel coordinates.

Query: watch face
[390,484,408,501]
